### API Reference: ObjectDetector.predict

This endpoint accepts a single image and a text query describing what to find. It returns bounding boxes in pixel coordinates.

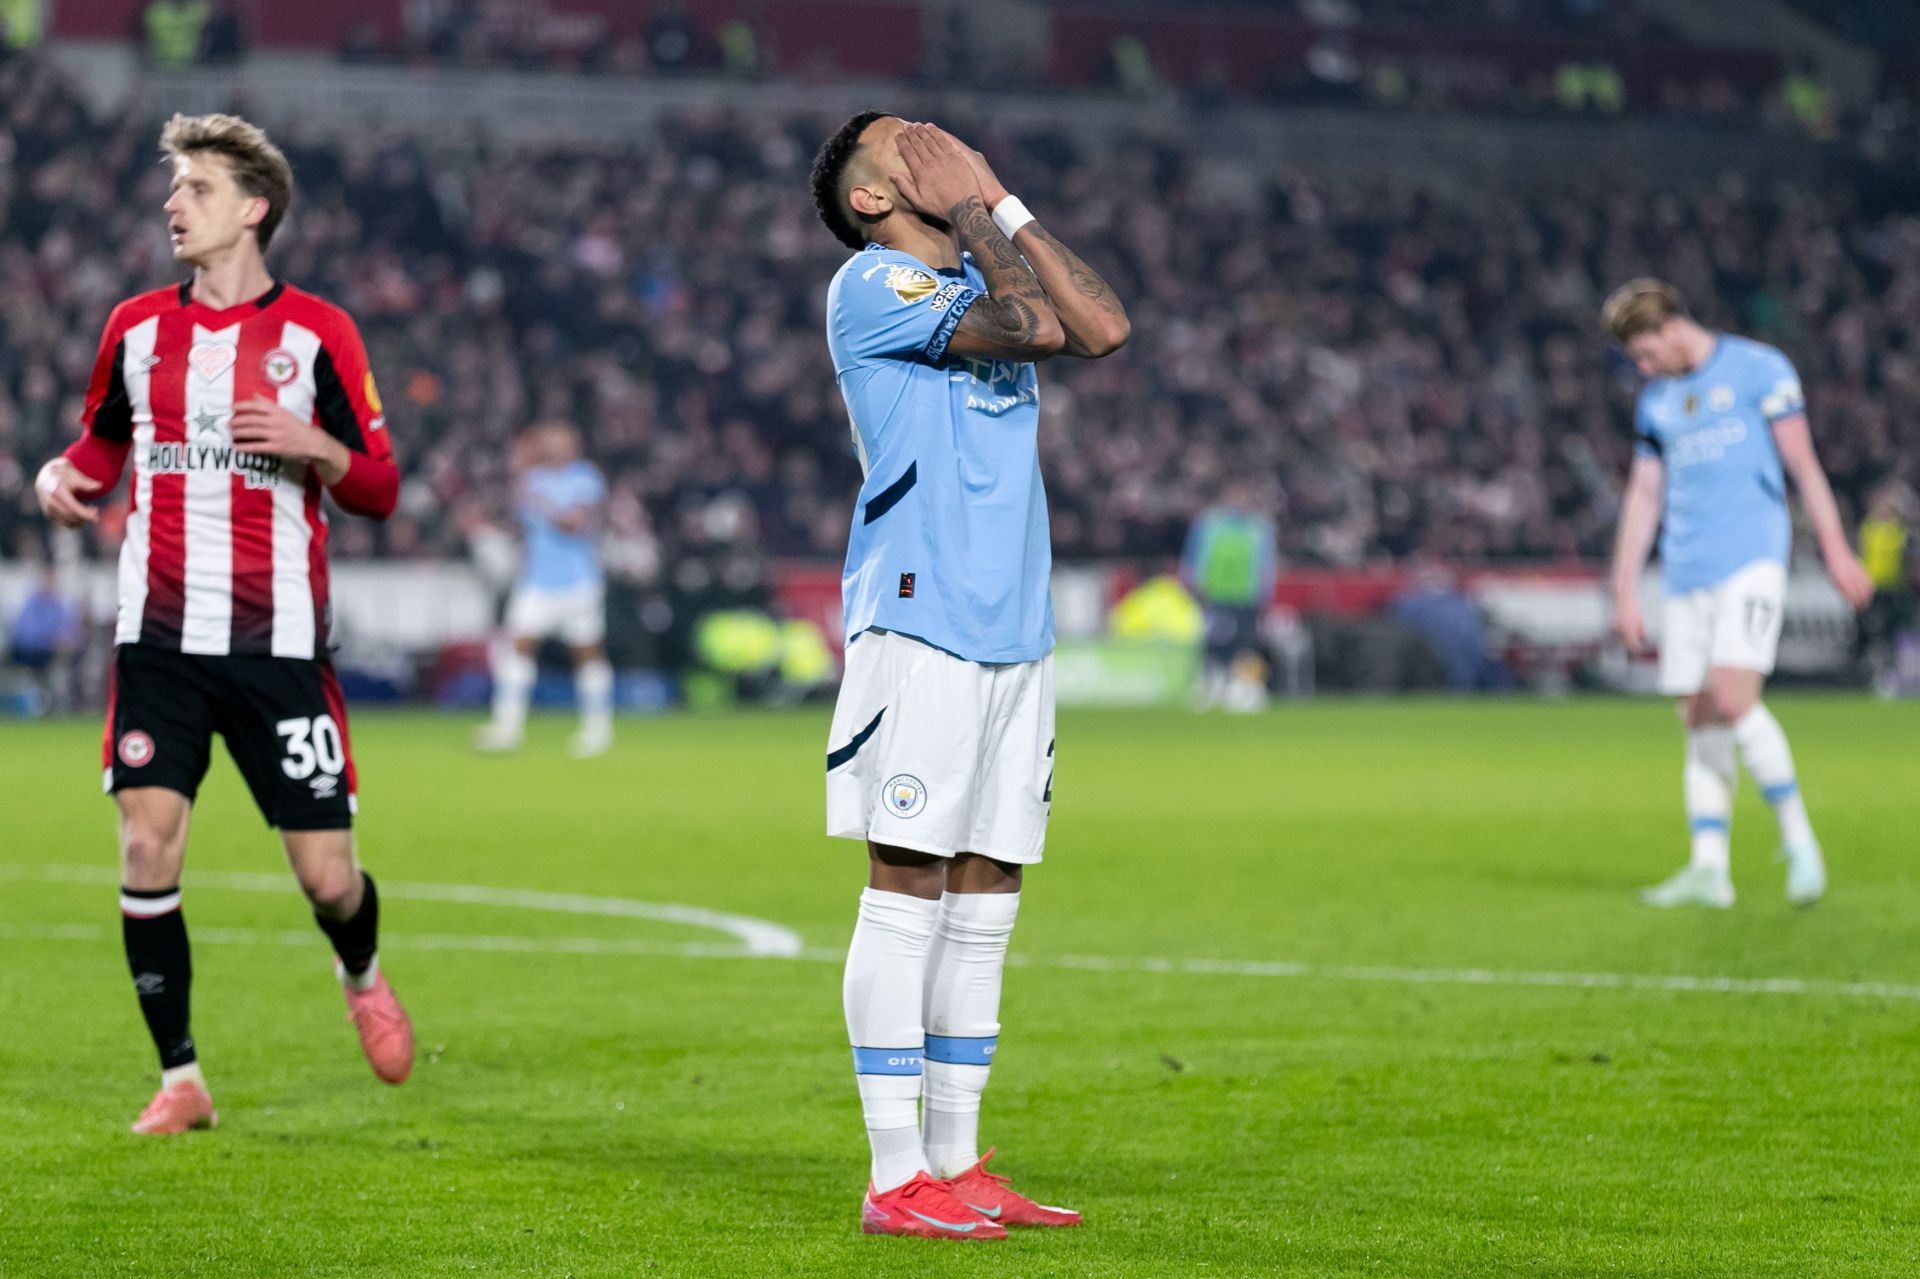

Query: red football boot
[947,1148,1082,1228]
[340,964,415,1084]
[861,1171,1008,1240]
[131,1080,218,1135]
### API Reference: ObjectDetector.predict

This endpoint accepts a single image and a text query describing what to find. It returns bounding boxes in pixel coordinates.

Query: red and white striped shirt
[64,281,399,660]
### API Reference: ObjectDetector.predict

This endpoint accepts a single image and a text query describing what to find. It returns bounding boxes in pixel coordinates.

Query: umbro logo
[134,973,165,995]
[310,775,339,799]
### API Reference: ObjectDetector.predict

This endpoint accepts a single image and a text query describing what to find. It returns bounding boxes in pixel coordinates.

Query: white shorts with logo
[1658,559,1786,696]
[825,630,1055,864]
[505,582,606,648]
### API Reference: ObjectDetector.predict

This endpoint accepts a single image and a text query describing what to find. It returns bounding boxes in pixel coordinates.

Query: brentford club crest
[118,731,156,768]
[262,348,300,386]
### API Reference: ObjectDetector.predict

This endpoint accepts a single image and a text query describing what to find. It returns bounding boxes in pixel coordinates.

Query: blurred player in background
[476,421,614,758]
[32,113,414,1134]
[1182,481,1278,711]
[1604,279,1873,909]
[1857,480,1916,696]
[812,113,1128,1240]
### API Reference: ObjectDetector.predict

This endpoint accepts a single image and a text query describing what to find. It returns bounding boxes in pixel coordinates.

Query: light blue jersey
[518,461,606,590]
[1634,334,1803,595]
[825,244,1053,664]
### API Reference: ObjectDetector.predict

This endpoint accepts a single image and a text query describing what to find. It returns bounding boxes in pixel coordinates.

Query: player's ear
[240,195,268,232]
[847,182,892,219]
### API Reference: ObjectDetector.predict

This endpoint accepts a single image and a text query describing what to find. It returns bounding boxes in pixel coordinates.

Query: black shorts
[103,644,358,831]
[1203,604,1263,664]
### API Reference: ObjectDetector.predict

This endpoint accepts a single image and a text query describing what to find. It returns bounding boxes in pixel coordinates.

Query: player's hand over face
[230,396,331,463]
[925,126,1009,208]
[1612,591,1649,655]
[1824,547,1875,610]
[892,123,987,219]
[35,458,104,528]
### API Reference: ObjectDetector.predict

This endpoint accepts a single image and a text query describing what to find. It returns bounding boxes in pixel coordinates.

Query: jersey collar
[177,279,285,324]
[865,243,970,278]
[1681,333,1725,381]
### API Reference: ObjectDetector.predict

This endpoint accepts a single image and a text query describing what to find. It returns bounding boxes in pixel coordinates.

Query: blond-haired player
[33,114,414,1133]
[1604,279,1872,908]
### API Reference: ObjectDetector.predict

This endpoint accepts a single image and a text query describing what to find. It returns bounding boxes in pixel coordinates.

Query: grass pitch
[3,698,1919,1277]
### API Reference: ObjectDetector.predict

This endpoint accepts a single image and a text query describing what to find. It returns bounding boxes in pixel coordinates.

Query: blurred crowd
[75,0,1853,134]
[1,49,1917,583]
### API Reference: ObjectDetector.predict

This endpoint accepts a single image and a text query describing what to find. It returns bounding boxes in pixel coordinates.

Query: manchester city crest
[883,773,927,818]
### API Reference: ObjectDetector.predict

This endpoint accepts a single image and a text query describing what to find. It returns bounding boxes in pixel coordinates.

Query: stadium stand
[2,46,1914,580]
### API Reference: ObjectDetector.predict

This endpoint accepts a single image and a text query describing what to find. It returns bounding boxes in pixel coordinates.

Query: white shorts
[1658,560,1786,696]
[825,630,1055,864]
[505,582,606,648]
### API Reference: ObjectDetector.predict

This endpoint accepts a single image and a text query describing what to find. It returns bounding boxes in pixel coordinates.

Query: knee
[1706,688,1756,725]
[298,862,363,915]
[1682,691,1747,729]
[120,824,178,884]
[868,844,946,900]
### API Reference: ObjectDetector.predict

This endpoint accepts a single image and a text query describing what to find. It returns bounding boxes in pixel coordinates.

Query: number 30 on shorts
[277,715,346,780]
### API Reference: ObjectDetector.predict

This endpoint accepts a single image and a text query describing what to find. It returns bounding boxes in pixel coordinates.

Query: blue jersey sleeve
[1180,512,1212,584]
[1753,349,1806,424]
[830,251,979,365]
[1632,392,1663,460]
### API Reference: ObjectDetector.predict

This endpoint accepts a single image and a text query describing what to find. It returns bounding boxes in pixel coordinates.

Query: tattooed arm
[1010,222,1130,358]
[946,130,1129,359]
[894,124,1064,362]
[943,194,1067,360]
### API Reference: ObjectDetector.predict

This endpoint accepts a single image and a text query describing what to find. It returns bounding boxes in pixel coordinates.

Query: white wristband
[991,195,1035,241]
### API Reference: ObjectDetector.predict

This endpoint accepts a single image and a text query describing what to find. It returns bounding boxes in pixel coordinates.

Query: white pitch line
[0,864,803,957]
[4,920,1919,1004]
[0,922,802,962]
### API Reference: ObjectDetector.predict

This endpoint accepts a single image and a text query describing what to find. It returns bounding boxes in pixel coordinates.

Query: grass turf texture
[2,698,1918,1277]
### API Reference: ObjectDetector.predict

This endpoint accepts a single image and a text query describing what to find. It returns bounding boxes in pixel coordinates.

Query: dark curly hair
[810,111,895,250]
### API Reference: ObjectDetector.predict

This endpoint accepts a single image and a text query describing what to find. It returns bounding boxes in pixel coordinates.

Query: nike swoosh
[907,1210,978,1232]
[965,1203,1003,1219]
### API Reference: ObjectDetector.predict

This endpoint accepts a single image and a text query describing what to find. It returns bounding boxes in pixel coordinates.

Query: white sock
[576,659,613,734]
[1732,705,1816,848]
[489,649,535,735]
[336,954,380,992]
[844,888,938,1192]
[161,1061,206,1090]
[1683,726,1735,872]
[922,891,1019,1179]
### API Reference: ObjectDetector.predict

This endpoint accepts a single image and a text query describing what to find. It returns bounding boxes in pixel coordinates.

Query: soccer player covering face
[810,114,1129,1239]
[1604,280,1874,910]
[474,421,615,759]
[33,114,414,1134]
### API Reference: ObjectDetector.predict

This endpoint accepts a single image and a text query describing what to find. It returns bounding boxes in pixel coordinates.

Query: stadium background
[2,0,1916,708]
